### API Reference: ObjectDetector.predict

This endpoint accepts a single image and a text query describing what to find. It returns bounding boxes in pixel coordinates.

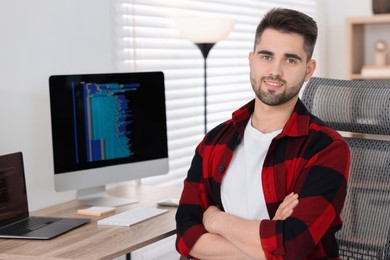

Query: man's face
[248,28,316,106]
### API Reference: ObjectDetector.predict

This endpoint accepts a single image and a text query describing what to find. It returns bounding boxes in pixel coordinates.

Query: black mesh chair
[302,77,390,260]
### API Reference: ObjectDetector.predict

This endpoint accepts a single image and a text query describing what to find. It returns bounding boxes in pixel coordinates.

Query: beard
[250,75,304,106]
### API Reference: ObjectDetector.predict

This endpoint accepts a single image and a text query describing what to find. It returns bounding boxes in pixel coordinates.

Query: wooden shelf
[345,14,390,80]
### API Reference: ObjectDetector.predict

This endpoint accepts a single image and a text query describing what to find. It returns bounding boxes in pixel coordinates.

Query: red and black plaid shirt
[176,99,350,259]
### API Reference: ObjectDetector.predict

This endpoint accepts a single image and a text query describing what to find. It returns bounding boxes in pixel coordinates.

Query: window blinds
[112,0,323,186]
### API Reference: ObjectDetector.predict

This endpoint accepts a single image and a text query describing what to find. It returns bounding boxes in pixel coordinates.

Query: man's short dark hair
[254,8,318,60]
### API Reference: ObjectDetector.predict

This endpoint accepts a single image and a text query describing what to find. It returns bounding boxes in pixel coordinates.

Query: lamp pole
[195,43,215,134]
[175,16,235,135]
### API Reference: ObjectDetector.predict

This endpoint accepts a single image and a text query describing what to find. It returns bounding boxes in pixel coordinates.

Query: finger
[284,192,299,202]
[283,201,299,216]
[273,193,300,220]
[281,194,299,208]
[279,193,298,209]
[276,198,299,219]
[283,197,299,210]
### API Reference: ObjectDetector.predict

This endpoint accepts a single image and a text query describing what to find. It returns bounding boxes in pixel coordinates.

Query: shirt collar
[232,99,311,138]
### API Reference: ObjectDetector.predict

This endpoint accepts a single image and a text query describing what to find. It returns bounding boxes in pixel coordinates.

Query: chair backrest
[302,77,390,259]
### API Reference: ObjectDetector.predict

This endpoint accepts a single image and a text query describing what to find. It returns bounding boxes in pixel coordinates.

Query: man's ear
[248,51,254,63]
[304,59,317,82]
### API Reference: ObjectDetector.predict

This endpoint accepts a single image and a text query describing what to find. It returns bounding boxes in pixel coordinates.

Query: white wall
[325,0,372,79]
[0,0,376,211]
[0,0,113,210]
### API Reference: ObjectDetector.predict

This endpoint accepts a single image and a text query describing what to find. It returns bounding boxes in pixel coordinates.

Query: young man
[176,8,350,259]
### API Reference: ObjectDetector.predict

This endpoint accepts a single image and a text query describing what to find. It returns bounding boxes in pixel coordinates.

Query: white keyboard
[97,207,168,227]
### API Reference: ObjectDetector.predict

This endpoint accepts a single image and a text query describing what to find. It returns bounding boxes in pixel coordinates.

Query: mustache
[261,76,287,85]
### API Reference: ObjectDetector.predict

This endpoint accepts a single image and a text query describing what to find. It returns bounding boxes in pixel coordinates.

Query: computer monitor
[48,71,169,206]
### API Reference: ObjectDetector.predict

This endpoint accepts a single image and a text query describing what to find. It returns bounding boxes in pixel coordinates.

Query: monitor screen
[49,71,169,206]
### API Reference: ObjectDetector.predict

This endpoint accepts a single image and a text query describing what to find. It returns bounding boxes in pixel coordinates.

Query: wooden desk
[0,183,182,260]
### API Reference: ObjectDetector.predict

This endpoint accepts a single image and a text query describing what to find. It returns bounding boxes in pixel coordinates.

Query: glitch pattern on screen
[81,83,140,162]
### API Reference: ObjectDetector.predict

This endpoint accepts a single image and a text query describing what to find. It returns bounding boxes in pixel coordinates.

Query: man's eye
[286,58,297,64]
[261,55,271,60]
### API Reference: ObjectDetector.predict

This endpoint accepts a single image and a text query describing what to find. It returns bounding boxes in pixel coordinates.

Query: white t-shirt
[221,118,282,220]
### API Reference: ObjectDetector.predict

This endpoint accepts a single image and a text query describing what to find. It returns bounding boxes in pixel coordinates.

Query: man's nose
[268,60,283,77]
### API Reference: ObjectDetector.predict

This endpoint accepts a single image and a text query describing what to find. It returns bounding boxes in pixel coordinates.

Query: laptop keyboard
[0,217,61,235]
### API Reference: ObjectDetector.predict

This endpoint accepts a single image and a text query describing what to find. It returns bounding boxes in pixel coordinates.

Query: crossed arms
[190,193,299,260]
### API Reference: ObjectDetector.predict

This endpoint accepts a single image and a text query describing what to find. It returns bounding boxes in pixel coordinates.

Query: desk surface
[0,183,182,260]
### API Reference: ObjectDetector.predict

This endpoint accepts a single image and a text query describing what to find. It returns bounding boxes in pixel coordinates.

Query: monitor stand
[76,186,138,207]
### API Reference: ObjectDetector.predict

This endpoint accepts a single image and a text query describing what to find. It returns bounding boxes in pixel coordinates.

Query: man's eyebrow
[285,53,302,61]
[257,50,273,56]
[256,50,303,62]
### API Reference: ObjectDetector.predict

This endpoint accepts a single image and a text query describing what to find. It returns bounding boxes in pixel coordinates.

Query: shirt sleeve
[260,135,350,259]
[175,144,209,258]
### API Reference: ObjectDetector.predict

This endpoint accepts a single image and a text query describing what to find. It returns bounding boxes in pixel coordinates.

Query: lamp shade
[175,16,235,44]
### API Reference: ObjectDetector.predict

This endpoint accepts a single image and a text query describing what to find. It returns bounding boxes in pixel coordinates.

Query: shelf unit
[345,14,390,80]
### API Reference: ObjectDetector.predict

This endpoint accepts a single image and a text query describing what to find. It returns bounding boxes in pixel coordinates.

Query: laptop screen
[0,152,29,228]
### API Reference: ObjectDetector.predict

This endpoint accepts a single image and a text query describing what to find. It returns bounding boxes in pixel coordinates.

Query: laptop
[0,152,90,239]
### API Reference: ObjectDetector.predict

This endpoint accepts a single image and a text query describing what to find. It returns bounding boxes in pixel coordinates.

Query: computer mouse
[157,198,180,207]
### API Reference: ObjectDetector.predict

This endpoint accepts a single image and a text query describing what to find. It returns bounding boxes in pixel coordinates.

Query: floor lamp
[175,17,235,134]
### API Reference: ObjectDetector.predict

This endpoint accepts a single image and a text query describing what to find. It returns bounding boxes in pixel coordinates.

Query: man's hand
[273,192,299,220]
